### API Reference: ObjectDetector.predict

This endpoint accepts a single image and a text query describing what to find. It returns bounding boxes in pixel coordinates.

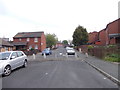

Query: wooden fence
[78,45,120,59]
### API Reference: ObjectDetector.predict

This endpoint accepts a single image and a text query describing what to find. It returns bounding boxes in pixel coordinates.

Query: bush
[104,54,120,62]
[106,45,116,48]
[88,45,94,49]
[30,48,34,51]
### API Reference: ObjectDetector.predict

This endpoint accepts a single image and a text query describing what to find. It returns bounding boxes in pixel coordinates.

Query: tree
[72,25,88,46]
[62,40,68,45]
[46,33,58,48]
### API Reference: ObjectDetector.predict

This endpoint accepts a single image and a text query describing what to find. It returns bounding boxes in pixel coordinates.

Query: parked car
[0,51,28,76]
[66,47,71,50]
[42,48,52,55]
[66,48,75,55]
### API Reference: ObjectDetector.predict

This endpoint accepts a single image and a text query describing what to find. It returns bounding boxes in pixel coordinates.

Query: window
[10,47,12,51]
[27,38,30,42]
[19,38,21,41]
[0,52,11,60]
[5,47,8,51]
[34,38,38,42]
[11,52,18,59]
[17,52,24,57]
[35,45,38,49]
[29,45,32,49]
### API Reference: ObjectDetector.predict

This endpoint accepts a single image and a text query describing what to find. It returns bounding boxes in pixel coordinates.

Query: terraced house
[88,18,120,45]
[13,31,46,52]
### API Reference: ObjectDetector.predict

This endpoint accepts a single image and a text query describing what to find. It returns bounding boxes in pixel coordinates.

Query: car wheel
[3,65,11,76]
[23,60,27,68]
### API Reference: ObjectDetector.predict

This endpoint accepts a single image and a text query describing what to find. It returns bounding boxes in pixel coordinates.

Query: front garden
[78,44,120,62]
[88,45,120,62]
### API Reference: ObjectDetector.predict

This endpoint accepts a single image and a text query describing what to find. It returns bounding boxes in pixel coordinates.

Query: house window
[17,52,24,57]
[11,52,18,59]
[35,45,38,49]
[34,38,38,42]
[29,45,32,50]
[19,38,21,41]
[5,47,8,51]
[10,47,12,51]
[27,38,30,42]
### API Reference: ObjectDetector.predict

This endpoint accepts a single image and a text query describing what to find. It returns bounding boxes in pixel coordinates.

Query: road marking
[45,73,48,75]
[81,59,85,62]
[103,78,106,79]
[59,53,62,56]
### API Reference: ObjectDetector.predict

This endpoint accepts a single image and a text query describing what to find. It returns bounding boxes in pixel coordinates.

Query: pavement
[76,51,120,86]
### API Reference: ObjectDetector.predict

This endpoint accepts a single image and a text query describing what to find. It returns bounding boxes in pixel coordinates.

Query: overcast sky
[0,0,119,41]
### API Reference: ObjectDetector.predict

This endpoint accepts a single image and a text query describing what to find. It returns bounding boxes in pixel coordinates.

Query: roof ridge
[14,31,44,38]
[18,31,44,33]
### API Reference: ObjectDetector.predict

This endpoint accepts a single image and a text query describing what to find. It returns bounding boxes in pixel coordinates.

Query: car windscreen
[68,48,74,50]
[0,52,11,60]
[44,49,49,51]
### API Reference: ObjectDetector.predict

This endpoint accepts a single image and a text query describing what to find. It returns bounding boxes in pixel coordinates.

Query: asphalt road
[2,47,118,88]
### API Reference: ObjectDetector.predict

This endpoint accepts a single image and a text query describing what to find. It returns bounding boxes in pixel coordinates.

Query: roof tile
[14,31,44,38]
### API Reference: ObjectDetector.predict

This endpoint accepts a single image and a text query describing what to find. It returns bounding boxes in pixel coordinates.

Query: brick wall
[88,18,120,45]
[88,32,99,44]
[107,19,120,34]
[14,38,27,42]
[99,29,106,45]
[40,33,46,51]
[106,19,120,44]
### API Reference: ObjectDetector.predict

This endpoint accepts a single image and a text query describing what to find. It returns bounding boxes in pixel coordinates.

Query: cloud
[0,0,8,15]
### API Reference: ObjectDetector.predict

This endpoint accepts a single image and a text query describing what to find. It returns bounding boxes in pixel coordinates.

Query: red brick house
[106,18,120,45]
[13,31,46,52]
[88,31,99,44]
[96,29,106,45]
[88,18,120,46]
[56,41,63,48]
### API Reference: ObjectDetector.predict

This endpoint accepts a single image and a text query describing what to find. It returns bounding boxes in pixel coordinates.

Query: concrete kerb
[84,60,120,86]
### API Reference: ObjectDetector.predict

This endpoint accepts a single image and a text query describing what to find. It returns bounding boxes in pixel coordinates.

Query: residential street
[2,47,118,88]
[0,0,119,89]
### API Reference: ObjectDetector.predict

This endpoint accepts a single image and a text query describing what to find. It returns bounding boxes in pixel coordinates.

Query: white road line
[45,73,48,75]
[84,60,120,85]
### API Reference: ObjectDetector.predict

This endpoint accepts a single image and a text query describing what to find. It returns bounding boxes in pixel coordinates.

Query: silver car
[0,51,28,76]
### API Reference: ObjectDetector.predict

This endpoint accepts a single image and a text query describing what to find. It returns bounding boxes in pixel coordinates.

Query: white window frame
[19,38,21,41]
[35,45,38,49]
[29,45,32,50]
[34,38,38,42]
[27,38,30,42]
